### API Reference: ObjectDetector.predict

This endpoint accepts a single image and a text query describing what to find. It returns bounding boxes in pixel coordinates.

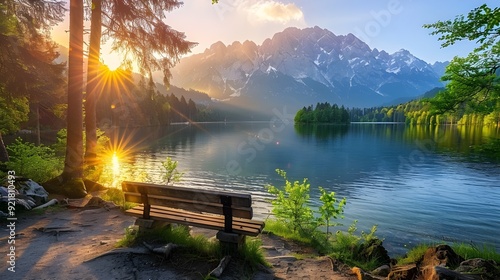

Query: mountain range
[171,26,447,112]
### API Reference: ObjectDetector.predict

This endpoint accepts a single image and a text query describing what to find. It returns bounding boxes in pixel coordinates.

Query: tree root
[210,255,232,278]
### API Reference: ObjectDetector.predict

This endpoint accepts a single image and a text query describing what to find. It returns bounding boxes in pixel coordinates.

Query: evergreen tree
[0,0,65,162]
[84,0,203,160]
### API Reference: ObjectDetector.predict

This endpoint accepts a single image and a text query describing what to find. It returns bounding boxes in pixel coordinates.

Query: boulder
[420,244,464,269]
[356,238,391,266]
[455,258,500,280]
[371,264,391,277]
[421,265,476,280]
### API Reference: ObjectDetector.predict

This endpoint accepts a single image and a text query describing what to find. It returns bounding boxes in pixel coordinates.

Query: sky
[51,0,498,69]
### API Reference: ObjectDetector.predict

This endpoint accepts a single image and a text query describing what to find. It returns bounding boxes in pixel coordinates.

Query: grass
[396,242,500,266]
[396,243,436,265]
[452,242,500,264]
[116,224,268,274]
[264,219,383,272]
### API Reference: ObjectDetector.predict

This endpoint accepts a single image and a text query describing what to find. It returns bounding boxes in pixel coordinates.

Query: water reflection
[294,124,349,140]
[103,123,500,255]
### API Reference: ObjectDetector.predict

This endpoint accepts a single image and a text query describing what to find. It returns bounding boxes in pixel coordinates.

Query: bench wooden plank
[123,192,253,219]
[122,181,265,239]
[127,205,264,232]
[122,181,252,208]
[126,206,263,236]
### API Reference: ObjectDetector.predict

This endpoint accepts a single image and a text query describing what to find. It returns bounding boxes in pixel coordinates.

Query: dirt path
[0,202,357,280]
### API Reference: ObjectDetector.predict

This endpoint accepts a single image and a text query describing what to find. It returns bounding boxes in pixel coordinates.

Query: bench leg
[135,218,171,233]
[216,231,245,252]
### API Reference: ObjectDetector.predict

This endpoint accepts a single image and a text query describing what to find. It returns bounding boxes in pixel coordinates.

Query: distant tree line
[294,102,350,124]
[349,99,500,126]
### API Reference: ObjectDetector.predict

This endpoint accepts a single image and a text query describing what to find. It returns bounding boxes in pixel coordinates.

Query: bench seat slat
[126,206,264,236]
[149,205,265,227]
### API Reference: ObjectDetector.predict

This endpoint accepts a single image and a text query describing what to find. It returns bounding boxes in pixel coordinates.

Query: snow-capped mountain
[171,26,445,111]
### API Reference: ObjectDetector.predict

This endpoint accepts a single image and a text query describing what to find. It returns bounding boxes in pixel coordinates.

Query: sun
[101,51,123,71]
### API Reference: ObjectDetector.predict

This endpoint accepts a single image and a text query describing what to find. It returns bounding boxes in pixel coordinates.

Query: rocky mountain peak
[171,27,446,111]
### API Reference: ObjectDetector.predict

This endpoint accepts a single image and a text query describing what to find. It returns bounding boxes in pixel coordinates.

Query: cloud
[245,1,305,24]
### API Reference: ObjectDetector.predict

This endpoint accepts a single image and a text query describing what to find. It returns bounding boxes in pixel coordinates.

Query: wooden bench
[122,181,265,247]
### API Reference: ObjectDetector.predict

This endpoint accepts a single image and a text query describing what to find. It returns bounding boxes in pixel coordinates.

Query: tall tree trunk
[84,0,102,163]
[63,0,84,179]
[0,132,9,163]
[36,102,41,146]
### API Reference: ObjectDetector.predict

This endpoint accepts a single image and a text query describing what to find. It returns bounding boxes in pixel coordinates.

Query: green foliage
[318,187,346,239]
[53,128,110,156]
[424,4,500,115]
[5,138,63,182]
[295,102,350,124]
[266,169,315,234]
[267,169,347,237]
[423,4,500,51]
[0,96,29,134]
[330,220,382,271]
[265,171,392,271]
[100,188,136,210]
[162,157,183,184]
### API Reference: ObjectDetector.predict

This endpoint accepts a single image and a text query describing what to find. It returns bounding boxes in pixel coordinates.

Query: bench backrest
[122,181,253,220]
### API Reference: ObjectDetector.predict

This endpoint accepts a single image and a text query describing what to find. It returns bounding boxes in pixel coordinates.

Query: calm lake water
[109,121,500,256]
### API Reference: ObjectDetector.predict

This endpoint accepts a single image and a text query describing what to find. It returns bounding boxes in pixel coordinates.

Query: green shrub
[318,187,346,240]
[266,169,316,234]
[6,138,63,183]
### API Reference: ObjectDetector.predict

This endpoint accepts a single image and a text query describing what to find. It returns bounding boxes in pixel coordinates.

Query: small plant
[266,169,315,234]
[330,220,384,271]
[162,157,183,184]
[6,138,63,183]
[318,187,346,240]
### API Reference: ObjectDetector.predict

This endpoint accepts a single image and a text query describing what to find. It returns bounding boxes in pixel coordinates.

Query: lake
[108,118,500,256]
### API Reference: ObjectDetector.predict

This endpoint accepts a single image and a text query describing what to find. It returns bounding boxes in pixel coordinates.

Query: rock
[387,264,418,280]
[421,265,477,280]
[420,244,464,269]
[356,238,391,266]
[372,264,391,277]
[455,258,500,280]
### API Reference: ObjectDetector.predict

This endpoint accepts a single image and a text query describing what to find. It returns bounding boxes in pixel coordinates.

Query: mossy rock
[42,176,87,198]
[62,178,87,198]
